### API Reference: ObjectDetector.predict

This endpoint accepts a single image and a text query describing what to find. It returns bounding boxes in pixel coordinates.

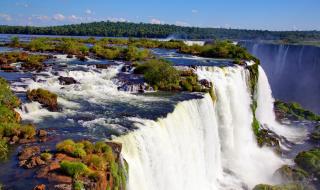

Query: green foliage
[0,77,21,108]
[137,59,180,90]
[73,181,85,190]
[1,21,320,41]
[60,161,89,178]
[179,40,259,60]
[275,165,309,183]
[40,152,52,161]
[20,124,36,139]
[274,101,320,121]
[26,88,58,110]
[84,154,107,170]
[10,36,19,47]
[28,38,54,52]
[0,139,8,160]
[310,125,320,141]
[94,141,112,154]
[294,148,320,179]
[56,139,87,158]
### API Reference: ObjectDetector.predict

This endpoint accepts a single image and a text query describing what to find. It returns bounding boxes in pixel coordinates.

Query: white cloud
[0,13,12,21]
[85,9,92,15]
[68,15,81,22]
[53,13,65,21]
[175,21,190,27]
[150,18,162,24]
[191,9,198,14]
[107,17,128,22]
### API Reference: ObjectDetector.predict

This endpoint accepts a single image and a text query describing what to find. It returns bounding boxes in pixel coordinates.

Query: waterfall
[255,66,307,143]
[115,66,285,190]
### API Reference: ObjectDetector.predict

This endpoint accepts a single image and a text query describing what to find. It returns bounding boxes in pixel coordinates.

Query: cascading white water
[255,66,307,143]
[115,66,285,190]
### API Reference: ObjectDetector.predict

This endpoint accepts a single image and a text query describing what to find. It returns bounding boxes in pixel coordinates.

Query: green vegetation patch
[274,101,320,121]
[294,148,320,179]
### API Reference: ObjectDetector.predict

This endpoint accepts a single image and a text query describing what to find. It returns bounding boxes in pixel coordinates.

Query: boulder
[94,64,110,69]
[21,156,46,169]
[76,54,88,61]
[58,76,78,85]
[66,54,73,59]
[18,146,40,161]
[48,173,72,184]
[274,165,309,183]
[38,129,48,138]
[26,89,58,112]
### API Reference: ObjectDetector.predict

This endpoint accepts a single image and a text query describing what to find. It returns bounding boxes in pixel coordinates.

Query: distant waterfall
[241,41,320,114]
[115,66,284,190]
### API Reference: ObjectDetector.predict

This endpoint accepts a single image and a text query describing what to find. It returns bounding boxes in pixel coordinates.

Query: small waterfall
[256,66,307,143]
[116,66,285,190]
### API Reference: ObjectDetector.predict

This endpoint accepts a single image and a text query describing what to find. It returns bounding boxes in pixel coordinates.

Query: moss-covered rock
[274,165,309,183]
[253,183,313,190]
[27,88,58,111]
[294,148,320,179]
[274,101,320,121]
[256,129,281,153]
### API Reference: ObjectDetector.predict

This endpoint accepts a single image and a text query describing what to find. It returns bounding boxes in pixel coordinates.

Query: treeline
[0,21,320,40]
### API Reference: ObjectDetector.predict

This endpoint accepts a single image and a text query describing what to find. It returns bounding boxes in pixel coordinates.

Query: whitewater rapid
[115,66,286,190]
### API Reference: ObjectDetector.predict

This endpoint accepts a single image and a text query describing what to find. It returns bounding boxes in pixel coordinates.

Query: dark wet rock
[310,125,320,141]
[58,76,78,85]
[83,172,107,190]
[95,64,110,69]
[33,184,46,190]
[18,146,40,161]
[121,65,132,72]
[66,54,73,58]
[54,184,72,190]
[76,54,88,61]
[199,79,211,88]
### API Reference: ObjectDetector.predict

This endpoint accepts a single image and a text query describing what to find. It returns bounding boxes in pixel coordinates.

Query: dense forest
[0,21,320,41]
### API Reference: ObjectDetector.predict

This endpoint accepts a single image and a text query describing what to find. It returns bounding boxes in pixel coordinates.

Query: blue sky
[0,0,319,31]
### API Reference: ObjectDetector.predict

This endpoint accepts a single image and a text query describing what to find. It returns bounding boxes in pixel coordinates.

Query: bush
[94,141,112,154]
[56,139,87,158]
[60,161,89,178]
[26,88,58,111]
[73,181,85,190]
[0,77,21,108]
[274,101,320,121]
[40,152,52,161]
[84,154,107,170]
[20,124,36,139]
[81,140,94,154]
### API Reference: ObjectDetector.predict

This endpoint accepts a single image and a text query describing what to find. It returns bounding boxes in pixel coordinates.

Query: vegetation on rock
[0,52,48,71]
[253,183,312,190]
[274,101,320,121]
[26,88,58,111]
[294,148,320,180]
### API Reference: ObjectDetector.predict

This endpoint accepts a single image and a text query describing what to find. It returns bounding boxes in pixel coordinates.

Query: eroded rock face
[58,76,78,85]
[48,173,73,184]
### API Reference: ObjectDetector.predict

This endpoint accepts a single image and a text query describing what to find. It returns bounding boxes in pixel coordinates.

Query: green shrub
[40,152,52,161]
[0,77,21,108]
[73,181,85,190]
[275,101,320,121]
[84,154,107,170]
[94,141,112,154]
[60,161,89,178]
[56,139,87,158]
[0,139,8,160]
[81,140,94,154]
[20,124,36,139]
